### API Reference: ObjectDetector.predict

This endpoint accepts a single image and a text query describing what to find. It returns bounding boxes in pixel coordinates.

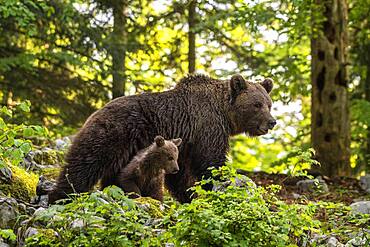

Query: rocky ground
[0,138,369,246]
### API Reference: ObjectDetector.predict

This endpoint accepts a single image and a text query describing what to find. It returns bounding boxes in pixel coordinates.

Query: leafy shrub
[164,167,320,246]
[0,229,16,245]
[0,101,48,169]
[271,148,319,176]
[26,186,165,247]
[26,167,322,247]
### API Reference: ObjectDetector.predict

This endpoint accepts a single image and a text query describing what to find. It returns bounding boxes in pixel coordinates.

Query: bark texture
[365,45,370,171]
[187,0,196,73]
[311,0,351,176]
[112,0,126,98]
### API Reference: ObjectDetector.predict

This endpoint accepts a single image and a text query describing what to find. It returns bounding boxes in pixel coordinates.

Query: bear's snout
[267,119,276,130]
[170,167,179,174]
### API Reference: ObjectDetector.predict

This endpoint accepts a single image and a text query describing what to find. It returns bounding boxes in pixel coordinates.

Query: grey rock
[309,233,328,244]
[32,207,47,218]
[213,175,256,193]
[30,194,49,208]
[55,137,71,150]
[36,175,55,196]
[165,244,175,247]
[292,193,302,199]
[350,201,370,214]
[297,176,329,193]
[0,197,19,229]
[70,218,85,228]
[145,218,162,227]
[359,175,370,194]
[0,240,10,247]
[0,166,12,183]
[345,232,368,246]
[327,237,344,247]
[24,227,39,239]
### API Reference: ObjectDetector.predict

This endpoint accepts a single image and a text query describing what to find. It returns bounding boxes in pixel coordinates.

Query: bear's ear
[172,138,182,146]
[230,74,247,104]
[154,136,165,147]
[260,78,274,94]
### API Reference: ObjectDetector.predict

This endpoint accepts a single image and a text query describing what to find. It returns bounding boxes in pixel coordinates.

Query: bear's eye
[168,156,174,161]
[254,102,263,108]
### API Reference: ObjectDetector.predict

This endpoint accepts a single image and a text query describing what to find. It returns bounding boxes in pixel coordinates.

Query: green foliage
[314,201,370,244]
[351,99,370,169]
[26,186,164,247]
[0,101,47,169]
[0,228,16,245]
[26,168,323,247]
[271,148,319,176]
[165,167,320,246]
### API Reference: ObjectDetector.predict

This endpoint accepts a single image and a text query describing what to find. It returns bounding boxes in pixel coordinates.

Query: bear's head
[152,135,182,174]
[228,74,276,136]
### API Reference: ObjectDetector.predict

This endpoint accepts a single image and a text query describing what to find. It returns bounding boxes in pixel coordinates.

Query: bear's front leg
[118,179,141,199]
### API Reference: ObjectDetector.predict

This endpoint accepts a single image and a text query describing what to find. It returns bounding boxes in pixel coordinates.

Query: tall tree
[0,0,110,128]
[311,0,351,176]
[111,0,127,98]
[187,0,196,73]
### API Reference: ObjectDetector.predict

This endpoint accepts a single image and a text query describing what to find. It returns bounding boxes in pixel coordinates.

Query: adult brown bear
[49,74,276,203]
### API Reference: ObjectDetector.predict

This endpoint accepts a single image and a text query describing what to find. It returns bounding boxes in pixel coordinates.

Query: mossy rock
[32,148,65,166]
[134,197,165,218]
[24,228,59,247]
[0,165,38,201]
[40,167,60,180]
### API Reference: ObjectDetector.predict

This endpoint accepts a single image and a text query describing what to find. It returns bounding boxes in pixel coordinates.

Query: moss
[134,197,165,218]
[33,149,65,166]
[0,165,38,201]
[40,167,60,180]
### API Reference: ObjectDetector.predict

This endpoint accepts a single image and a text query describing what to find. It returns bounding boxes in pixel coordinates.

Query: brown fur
[48,74,275,203]
[118,136,181,202]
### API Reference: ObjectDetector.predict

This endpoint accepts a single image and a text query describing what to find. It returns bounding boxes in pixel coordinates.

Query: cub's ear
[172,138,182,146]
[260,78,274,94]
[154,136,165,147]
[230,74,247,104]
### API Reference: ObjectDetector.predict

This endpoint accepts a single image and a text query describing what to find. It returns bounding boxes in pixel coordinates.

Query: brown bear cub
[118,136,182,202]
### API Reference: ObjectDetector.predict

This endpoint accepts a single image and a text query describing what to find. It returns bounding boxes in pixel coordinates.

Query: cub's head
[152,136,182,174]
[228,74,276,136]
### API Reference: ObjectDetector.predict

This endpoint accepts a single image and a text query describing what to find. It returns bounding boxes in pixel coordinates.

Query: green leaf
[20,142,31,154]
[14,139,23,147]
[0,118,6,130]
[0,229,16,242]
[18,101,31,112]
[0,106,12,117]
[23,127,34,137]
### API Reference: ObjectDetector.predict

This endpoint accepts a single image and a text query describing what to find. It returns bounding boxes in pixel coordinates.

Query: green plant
[25,167,325,247]
[0,229,16,245]
[0,101,48,168]
[271,148,320,177]
[26,186,165,247]
[163,167,320,246]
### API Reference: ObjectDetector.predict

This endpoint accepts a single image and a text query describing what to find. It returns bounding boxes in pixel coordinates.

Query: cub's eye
[168,156,174,161]
[254,102,263,108]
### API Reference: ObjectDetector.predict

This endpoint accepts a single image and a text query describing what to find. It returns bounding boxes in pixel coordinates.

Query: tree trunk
[187,0,196,74]
[311,0,351,176]
[112,0,126,98]
[365,46,370,172]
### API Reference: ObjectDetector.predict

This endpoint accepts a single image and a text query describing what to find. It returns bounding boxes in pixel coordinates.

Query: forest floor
[243,171,370,204]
